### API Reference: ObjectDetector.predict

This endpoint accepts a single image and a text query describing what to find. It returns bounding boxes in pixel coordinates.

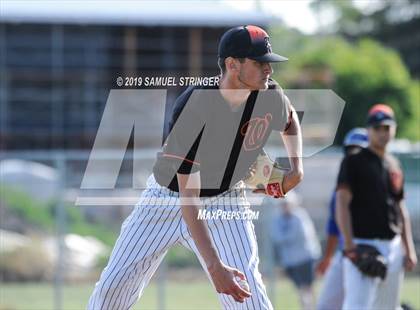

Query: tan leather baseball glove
[244,153,288,198]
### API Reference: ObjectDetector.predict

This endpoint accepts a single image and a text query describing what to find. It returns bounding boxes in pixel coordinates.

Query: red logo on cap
[246,25,268,42]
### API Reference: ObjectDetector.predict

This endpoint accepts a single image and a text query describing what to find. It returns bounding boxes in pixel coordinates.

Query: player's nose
[263,62,273,75]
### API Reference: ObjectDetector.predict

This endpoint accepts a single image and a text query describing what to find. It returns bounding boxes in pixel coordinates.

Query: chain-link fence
[1,149,419,309]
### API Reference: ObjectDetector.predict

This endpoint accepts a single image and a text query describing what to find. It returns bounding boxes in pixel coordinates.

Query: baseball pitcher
[88,25,303,310]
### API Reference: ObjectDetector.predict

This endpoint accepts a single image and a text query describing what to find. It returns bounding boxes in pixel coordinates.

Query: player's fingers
[252,189,266,194]
[231,270,251,298]
[234,281,251,296]
[316,261,328,275]
[408,257,417,271]
[217,284,240,300]
[232,269,246,280]
[237,287,251,298]
[404,259,414,271]
[224,288,245,303]
[233,294,245,303]
[231,287,248,302]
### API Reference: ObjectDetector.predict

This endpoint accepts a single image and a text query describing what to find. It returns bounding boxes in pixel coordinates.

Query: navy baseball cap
[218,25,288,63]
[367,104,396,127]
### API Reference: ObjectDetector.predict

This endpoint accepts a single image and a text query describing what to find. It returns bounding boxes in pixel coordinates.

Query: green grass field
[1,276,419,310]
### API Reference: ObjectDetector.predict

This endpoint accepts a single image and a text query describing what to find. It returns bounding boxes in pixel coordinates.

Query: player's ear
[226,57,238,73]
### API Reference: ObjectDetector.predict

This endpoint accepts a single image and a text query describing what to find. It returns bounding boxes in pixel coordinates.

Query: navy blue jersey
[153,78,291,196]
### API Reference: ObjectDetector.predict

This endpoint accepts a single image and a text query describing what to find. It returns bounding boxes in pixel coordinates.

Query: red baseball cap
[367,104,396,127]
[218,25,288,63]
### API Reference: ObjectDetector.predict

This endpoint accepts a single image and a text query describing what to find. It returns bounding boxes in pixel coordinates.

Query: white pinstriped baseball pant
[87,174,273,310]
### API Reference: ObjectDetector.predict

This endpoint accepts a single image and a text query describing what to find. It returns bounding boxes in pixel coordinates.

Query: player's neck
[219,89,250,109]
[219,75,251,109]
[368,144,386,158]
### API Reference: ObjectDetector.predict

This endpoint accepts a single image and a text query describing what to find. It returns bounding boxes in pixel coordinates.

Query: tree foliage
[310,0,420,37]
[271,32,419,142]
[309,0,420,79]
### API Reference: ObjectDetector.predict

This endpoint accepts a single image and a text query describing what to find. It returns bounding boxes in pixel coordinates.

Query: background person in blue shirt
[269,191,321,310]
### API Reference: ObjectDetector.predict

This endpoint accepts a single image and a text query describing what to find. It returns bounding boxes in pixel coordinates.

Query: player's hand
[252,170,300,198]
[208,262,251,302]
[316,257,331,276]
[252,188,266,194]
[251,172,288,197]
[252,172,289,198]
[404,252,418,271]
[245,154,286,198]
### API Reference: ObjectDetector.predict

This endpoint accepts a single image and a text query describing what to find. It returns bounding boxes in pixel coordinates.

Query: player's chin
[378,139,390,148]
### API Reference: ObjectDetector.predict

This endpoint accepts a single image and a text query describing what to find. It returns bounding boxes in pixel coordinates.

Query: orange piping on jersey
[162,154,201,166]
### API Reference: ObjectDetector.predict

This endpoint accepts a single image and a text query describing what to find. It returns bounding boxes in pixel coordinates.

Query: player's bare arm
[251,101,303,197]
[335,187,355,251]
[396,200,418,271]
[281,103,304,193]
[316,234,339,275]
[177,172,251,302]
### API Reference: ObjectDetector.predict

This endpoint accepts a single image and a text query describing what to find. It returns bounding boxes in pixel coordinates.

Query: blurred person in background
[269,191,321,310]
[316,127,368,310]
[336,104,417,310]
